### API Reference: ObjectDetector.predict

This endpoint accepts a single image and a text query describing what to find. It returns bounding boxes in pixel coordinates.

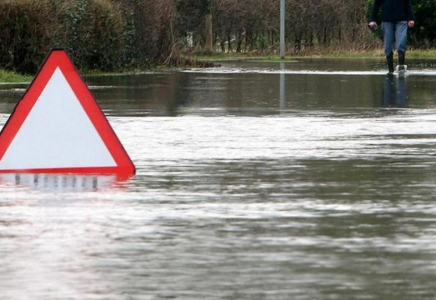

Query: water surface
[1,58,436,300]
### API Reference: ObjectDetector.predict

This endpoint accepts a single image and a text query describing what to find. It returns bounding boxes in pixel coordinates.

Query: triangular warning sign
[0,49,135,175]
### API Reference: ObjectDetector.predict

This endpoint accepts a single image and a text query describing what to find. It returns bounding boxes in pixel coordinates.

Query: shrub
[0,0,56,73]
[0,0,133,73]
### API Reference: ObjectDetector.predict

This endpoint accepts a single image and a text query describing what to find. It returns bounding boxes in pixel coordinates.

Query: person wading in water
[369,0,415,74]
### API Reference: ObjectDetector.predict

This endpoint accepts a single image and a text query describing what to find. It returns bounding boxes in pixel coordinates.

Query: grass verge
[0,69,32,83]
[192,48,436,62]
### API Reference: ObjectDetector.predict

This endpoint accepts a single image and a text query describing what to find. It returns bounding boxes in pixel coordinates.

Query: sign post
[280,0,286,59]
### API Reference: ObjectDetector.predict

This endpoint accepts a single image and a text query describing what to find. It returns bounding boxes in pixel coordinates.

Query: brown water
[1,58,436,299]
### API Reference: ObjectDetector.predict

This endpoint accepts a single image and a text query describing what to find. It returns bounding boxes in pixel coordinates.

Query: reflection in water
[382,74,408,107]
[280,62,286,110]
[3,59,436,116]
[0,173,129,192]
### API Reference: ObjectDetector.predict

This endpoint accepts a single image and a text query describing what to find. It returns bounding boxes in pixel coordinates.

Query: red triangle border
[0,49,136,175]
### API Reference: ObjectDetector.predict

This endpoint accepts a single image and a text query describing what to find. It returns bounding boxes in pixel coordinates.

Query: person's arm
[406,0,415,28]
[369,0,383,22]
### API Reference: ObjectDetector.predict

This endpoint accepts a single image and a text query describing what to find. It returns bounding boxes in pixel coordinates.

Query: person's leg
[382,22,395,73]
[386,54,394,73]
[382,22,395,56]
[395,21,408,66]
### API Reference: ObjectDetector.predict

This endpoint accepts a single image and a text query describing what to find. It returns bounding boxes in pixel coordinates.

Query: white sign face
[0,68,117,170]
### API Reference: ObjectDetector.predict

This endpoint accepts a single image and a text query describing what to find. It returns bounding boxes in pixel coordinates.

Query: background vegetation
[0,0,435,74]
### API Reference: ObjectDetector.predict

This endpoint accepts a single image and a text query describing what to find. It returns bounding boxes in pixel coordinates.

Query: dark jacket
[370,0,415,22]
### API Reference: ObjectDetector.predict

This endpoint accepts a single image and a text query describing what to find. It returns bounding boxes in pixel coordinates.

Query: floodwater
[1,58,436,299]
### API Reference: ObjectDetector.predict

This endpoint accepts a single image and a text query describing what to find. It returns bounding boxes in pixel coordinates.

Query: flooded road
[1,58,436,299]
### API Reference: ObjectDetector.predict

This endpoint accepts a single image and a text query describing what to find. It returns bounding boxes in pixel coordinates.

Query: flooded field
[1,58,436,299]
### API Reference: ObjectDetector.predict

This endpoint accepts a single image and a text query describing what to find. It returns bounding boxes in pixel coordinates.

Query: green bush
[0,0,173,74]
[412,0,436,46]
[54,0,127,71]
[0,0,56,73]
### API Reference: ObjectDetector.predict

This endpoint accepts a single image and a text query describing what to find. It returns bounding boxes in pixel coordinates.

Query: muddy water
[1,58,436,299]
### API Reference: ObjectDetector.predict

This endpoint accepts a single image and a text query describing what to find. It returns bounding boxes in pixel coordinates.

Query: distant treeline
[0,0,435,74]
